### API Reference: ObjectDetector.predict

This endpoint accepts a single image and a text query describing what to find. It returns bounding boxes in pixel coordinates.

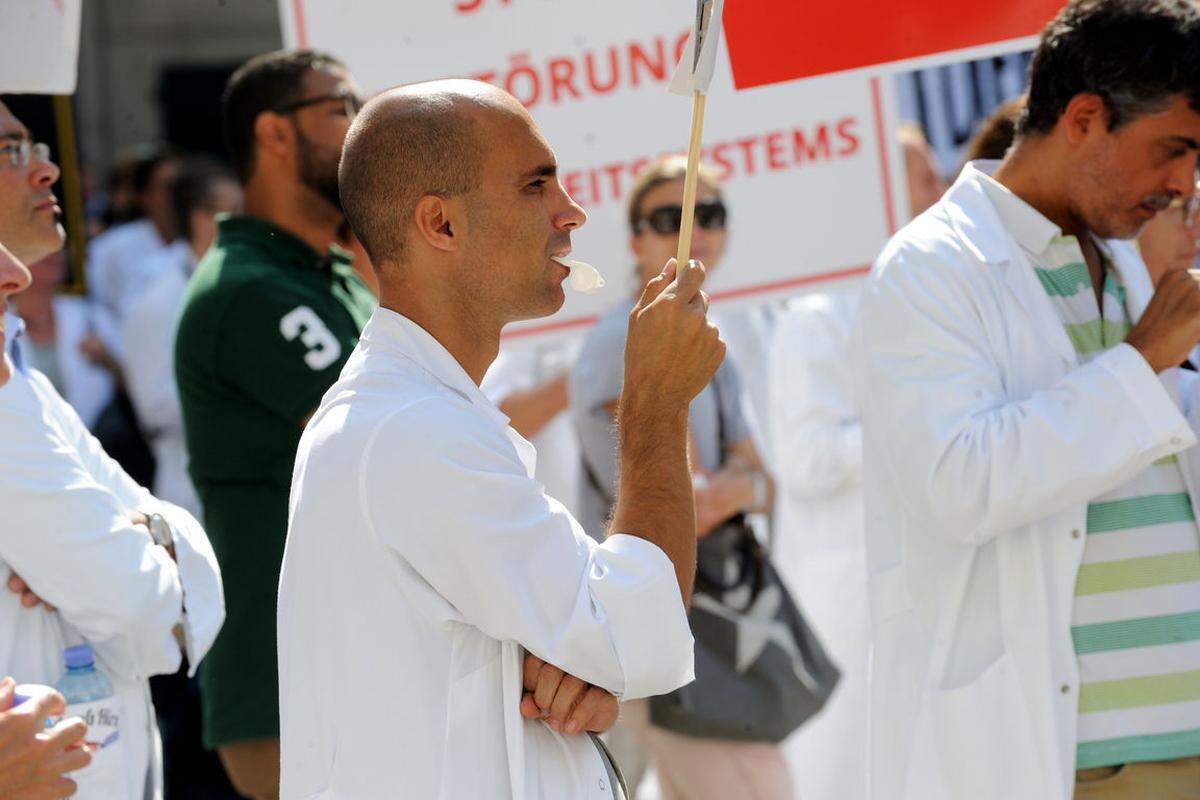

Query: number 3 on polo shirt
[280,306,342,370]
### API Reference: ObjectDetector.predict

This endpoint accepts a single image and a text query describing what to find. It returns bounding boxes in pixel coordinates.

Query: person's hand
[77,333,120,375]
[693,471,754,537]
[0,677,92,799]
[1126,269,1200,372]
[622,259,725,414]
[520,654,620,735]
[7,573,55,613]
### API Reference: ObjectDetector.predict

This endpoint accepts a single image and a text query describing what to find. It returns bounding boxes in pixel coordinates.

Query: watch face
[149,515,172,547]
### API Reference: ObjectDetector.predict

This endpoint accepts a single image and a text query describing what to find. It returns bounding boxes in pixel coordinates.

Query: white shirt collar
[360,307,510,429]
[970,163,1064,257]
[3,312,26,373]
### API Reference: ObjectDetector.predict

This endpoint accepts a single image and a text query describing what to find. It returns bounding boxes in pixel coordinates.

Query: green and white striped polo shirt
[1032,236,1200,769]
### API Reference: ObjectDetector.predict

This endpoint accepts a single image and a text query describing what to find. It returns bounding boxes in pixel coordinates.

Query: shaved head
[340,80,528,268]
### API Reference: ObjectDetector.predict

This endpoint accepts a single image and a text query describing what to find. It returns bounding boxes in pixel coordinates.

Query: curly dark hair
[1019,0,1200,136]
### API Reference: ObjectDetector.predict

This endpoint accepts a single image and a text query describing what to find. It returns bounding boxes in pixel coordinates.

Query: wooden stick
[52,95,87,295]
[675,89,709,269]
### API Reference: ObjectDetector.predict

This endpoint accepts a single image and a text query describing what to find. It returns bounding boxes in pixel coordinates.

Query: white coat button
[1072,529,1081,539]
[1061,684,1071,694]
[1172,437,1184,446]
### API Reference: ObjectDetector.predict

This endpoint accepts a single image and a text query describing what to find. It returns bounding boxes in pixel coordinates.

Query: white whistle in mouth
[552,256,606,294]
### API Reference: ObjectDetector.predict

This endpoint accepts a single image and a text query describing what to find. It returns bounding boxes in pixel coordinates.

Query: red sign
[723,0,1064,89]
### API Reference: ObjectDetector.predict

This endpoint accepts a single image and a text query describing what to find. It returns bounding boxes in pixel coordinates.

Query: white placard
[281,0,906,345]
[0,0,82,94]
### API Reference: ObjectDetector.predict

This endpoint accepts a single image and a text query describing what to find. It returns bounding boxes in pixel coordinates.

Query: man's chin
[510,286,566,324]
[1091,214,1145,242]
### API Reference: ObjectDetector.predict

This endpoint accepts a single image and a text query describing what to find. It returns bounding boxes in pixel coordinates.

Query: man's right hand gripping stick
[623,258,725,411]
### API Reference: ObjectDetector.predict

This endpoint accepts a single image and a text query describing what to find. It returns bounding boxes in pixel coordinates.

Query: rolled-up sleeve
[362,398,694,699]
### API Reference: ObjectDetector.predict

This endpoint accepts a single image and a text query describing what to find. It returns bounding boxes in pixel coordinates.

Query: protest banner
[0,0,82,94]
[279,0,1057,345]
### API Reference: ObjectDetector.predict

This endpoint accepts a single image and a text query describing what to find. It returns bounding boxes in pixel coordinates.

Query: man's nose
[1166,153,1199,198]
[553,182,587,231]
[29,156,60,189]
[0,247,32,297]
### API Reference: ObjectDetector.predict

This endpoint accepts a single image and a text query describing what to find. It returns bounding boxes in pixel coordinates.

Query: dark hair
[221,49,345,182]
[170,156,236,242]
[625,155,722,235]
[340,90,480,268]
[1020,0,1200,136]
[963,96,1025,165]
[128,142,180,195]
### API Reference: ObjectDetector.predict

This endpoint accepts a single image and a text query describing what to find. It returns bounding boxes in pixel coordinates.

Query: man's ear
[253,111,295,162]
[414,195,462,254]
[1060,93,1109,146]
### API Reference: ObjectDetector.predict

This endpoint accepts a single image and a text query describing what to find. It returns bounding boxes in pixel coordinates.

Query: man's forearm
[609,397,696,604]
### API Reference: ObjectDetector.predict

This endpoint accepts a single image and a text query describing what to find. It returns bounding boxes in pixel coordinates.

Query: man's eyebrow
[518,163,557,183]
[1169,135,1200,150]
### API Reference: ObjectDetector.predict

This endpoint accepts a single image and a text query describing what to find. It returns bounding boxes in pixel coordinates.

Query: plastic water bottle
[55,644,128,798]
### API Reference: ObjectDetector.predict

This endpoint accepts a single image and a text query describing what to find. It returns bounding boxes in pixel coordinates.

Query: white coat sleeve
[121,291,182,438]
[857,247,1194,544]
[361,400,694,701]
[771,302,863,499]
[85,244,127,364]
[2,372,222,678]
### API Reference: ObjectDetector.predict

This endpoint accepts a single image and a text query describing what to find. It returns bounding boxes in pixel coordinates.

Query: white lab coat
[0,347,224,799]
[854,162,1200,800]
[279,308,694,800]
[122,243,201,518]
[769,290,867,800]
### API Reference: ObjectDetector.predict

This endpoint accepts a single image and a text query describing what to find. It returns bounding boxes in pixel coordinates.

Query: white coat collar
[939,162,1157,367]
[360,307,511,429]
[942,162,1077,365]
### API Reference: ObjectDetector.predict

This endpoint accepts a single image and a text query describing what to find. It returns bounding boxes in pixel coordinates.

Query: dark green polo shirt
[175,214,375,748]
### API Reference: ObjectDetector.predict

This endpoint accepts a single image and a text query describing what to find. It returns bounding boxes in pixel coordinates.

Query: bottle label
[66,698,129,798]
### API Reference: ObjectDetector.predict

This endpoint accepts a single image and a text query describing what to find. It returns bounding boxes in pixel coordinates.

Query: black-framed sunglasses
[272,87,363,120]
[635,201,728,235]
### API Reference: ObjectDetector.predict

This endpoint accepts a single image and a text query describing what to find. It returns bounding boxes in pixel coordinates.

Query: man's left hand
[520,653,619,734]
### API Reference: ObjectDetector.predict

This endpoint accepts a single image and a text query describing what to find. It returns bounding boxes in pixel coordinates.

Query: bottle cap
[63,644,94,669]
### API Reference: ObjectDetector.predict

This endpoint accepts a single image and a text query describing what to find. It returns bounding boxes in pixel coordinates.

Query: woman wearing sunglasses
[569,156,788,800]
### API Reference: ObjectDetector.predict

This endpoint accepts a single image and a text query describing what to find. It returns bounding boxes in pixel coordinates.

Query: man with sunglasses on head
[570,156,783,800]
[173,49,375,800]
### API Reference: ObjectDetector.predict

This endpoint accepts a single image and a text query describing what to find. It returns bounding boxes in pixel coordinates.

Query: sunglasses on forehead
[634,201,728,235]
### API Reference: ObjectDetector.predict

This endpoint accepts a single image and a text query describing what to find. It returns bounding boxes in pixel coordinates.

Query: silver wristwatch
[147,513,175,550]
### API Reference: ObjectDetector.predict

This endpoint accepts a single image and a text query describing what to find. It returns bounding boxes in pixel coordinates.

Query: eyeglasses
[1167,190,1200,227]
[634,200,728,235]
[272,88,362,121]
[0,140,51,169]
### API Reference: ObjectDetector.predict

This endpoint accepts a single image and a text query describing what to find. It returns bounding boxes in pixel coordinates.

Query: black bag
[648,514,840,742]
[585,370,840,743]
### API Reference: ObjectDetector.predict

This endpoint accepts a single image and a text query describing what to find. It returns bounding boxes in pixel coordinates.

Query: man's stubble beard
[296,128,344,216]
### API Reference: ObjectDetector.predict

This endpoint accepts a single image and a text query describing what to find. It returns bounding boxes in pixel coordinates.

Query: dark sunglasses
[635,201,728,235]
[272,87,363,119]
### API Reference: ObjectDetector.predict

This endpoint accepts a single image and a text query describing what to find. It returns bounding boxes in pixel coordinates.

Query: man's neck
[242,176,344,256]
[379,278,499,385]
[992,139,1088,240]
[993,138,1106,302]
